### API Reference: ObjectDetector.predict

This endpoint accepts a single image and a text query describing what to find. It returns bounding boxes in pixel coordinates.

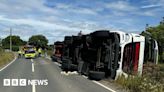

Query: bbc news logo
[3,79,48,86]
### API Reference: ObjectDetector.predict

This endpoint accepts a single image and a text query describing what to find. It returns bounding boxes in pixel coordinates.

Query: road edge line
[0,54,17,72]
[92,80,117,92]
[82,75,117,92]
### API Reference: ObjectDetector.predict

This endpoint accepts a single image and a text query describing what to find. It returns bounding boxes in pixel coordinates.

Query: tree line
[1,35,48,51]
[141,17,164,62]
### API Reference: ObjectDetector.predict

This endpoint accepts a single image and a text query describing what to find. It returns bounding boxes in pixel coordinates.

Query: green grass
[0,51,15,67]
[116,63,164,92]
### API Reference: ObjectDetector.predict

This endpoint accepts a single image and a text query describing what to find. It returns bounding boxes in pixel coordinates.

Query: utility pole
[145,24,149,31]
[0,37,2,47]
[10,28,12,52]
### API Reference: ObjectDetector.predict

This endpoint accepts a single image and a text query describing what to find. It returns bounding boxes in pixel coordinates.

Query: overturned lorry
[60,30,158,80]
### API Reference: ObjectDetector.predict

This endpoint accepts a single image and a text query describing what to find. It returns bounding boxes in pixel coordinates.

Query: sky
[0,0,163,44]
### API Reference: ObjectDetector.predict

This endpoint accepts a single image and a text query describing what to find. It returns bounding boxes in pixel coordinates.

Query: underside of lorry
[60,30,148,80]
[79,30,120,80]
[61,36,82,71]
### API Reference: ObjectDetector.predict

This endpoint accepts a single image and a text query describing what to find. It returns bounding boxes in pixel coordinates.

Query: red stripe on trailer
[133,43,140,74]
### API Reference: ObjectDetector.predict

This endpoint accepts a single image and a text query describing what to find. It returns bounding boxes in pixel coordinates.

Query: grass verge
[116,63,164,92]
[47,50,53,56]
[0,51,15,68]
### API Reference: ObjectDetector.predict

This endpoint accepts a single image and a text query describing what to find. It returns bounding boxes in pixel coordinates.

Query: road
[0,57,113,92]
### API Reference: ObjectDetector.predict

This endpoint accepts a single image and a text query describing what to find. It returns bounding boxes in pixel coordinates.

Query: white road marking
[31,59,35,72]
[31,59,33,63]
[92,81,117,92]
[32,83,36,92]
[32,63,35,72]
[82,75,116,92]
[31,59,36,92]
[0,56,17,72]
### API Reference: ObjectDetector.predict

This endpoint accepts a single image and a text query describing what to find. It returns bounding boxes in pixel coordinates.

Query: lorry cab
[112,31,145,78]
[144,38,159,64]
[51,41,64,62]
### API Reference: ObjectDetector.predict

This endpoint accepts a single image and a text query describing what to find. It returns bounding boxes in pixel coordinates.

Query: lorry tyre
[81,62,89,75]
[61,59,71,71]
[70,64,78,71]
[64,36,72,45]
[88,71,105,80]
[110,69,116,79]
[77,61,84,74]
[91,31,110,38]
[110,34,120,79]
[73,36,82,44]
[55,41,63,45]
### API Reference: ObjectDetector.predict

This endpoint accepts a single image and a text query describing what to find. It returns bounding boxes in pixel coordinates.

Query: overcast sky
[0,0,163,44]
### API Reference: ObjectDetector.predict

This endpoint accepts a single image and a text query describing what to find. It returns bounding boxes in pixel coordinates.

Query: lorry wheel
[110,69,116,79]
[70,64,78,71]
[110,34,119,79]
[91,31,110,38]
[77,61,84,74]
[54,41,63,45]
[61,59,71,71]
[64,36,73,45]
[81,62,89,75]
[88,71,105,80]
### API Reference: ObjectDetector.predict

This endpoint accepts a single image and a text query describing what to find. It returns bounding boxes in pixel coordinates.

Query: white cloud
[0,16,80,31]
[0,0,163,44]
[104,0,164,17]
[106,1,136,11]
[141,4,162,9]
[0,15,106,43]
[55,3,98,15]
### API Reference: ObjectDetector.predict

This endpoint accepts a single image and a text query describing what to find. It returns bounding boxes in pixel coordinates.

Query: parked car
[24,50,37,59]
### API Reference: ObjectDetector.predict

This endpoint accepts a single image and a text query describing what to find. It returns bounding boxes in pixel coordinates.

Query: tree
[0,38,2,47]
[141,18,164,62]
[2,35,26,46]
[2,35,26,51]
[28,35,48,48]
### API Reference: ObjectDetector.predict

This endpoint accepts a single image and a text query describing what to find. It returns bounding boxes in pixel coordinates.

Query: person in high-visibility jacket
[18,50,22,58]
[38,48,42,57]
[34,47,37,51]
